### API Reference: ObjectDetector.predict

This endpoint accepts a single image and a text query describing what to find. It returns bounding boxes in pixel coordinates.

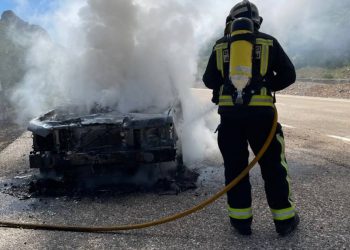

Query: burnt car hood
[28,106,173,137]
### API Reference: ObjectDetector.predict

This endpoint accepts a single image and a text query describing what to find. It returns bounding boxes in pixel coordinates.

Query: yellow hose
[0,107,278,233]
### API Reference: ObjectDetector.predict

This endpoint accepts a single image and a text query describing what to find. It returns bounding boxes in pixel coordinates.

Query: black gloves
[212,89,220,104]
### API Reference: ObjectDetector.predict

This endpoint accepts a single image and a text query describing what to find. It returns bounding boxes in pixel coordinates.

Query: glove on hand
[212,89,219,105]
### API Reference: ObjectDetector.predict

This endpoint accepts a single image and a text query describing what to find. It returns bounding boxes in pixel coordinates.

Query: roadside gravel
[280,81,350,99]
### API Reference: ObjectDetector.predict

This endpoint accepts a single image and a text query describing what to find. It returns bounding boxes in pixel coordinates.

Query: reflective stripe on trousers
[271,206,296,221]
[228,207,253,220]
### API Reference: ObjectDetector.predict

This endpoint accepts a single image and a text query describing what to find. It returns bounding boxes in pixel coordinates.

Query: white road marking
[281,124,296,129]
[327,135,350,143]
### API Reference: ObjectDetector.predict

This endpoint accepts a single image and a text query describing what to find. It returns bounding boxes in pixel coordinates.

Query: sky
[0,0,57,18]
[0,0,62,35]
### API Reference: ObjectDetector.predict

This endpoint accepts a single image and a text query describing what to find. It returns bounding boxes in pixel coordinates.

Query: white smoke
[10,0,224,163]
[9,0,350,163]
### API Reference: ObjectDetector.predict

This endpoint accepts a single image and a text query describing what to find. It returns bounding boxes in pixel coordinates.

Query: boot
[274,213,300,236]
[230,217,252,236]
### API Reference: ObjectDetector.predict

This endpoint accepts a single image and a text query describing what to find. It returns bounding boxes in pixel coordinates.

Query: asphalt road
[0,92,349,249]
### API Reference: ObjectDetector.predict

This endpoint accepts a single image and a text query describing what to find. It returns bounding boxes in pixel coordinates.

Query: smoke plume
[8,0,350,163]
[10,0,222,163]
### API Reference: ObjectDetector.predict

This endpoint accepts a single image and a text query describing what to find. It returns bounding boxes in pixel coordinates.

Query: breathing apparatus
[227,0,262,104]
[229,18,254,104]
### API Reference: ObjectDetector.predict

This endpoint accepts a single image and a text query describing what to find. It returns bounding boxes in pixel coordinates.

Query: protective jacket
[203,31,296,113]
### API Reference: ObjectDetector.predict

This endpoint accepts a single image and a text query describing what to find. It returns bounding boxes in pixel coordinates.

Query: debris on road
[0,166,199,200]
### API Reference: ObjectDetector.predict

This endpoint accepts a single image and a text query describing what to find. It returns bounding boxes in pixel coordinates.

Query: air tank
[229,17,254,104]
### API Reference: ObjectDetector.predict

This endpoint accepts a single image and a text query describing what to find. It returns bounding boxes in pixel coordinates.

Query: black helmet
[229,0,263,29]
[224,16,233,35]
[231,18,254,33]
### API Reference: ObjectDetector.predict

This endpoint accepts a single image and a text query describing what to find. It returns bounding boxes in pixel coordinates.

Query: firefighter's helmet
[228,0,263,29]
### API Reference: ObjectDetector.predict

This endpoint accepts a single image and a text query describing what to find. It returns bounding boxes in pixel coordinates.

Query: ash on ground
[0,165,199,200]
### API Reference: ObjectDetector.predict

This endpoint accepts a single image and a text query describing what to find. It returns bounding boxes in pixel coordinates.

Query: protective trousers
[218,106,295,223]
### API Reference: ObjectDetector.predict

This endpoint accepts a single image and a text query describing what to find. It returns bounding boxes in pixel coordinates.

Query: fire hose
[0,107,278,233]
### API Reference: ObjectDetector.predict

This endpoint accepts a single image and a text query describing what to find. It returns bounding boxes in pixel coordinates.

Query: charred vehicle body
[28,106,181,177]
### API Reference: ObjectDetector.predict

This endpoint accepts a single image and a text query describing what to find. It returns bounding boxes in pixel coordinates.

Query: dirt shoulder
[280,81,350,99]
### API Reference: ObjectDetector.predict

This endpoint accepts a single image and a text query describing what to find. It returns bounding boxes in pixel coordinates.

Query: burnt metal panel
[28,107,178,172]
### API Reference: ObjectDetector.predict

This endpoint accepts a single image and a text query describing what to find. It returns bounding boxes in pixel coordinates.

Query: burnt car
[28,106,182,178]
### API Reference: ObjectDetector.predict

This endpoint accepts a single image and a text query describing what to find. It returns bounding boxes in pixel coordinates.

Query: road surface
[0,92,349,249]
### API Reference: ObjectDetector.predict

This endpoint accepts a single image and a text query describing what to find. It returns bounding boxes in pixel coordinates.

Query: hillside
[0,10,48,120]
[0,10,48,91]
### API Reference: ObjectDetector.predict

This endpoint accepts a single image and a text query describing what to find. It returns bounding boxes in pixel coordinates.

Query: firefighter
[203,0,299,236]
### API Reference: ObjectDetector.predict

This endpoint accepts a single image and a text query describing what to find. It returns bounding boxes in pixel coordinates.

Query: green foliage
[322,73,334,79]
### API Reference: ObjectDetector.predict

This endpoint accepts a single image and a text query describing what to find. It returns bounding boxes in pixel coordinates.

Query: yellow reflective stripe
[271,206,295,221]
[256,38,273,46]
[249,95,274,107]
[215,43,229,50]
[219,95,274,107]
[251,95,273,100]
[214,43,228,77]
[220,96,232,100]
[219,94,234,106]
[277,134,295,206]
[216,50,223,77]
[231,30,252,36]
[256,39,273,77]
[260,45,269,76]
[249,102,275,107]
[228,207,253,220]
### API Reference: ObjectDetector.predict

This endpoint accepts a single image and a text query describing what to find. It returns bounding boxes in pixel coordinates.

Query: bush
[322,73,334,79]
